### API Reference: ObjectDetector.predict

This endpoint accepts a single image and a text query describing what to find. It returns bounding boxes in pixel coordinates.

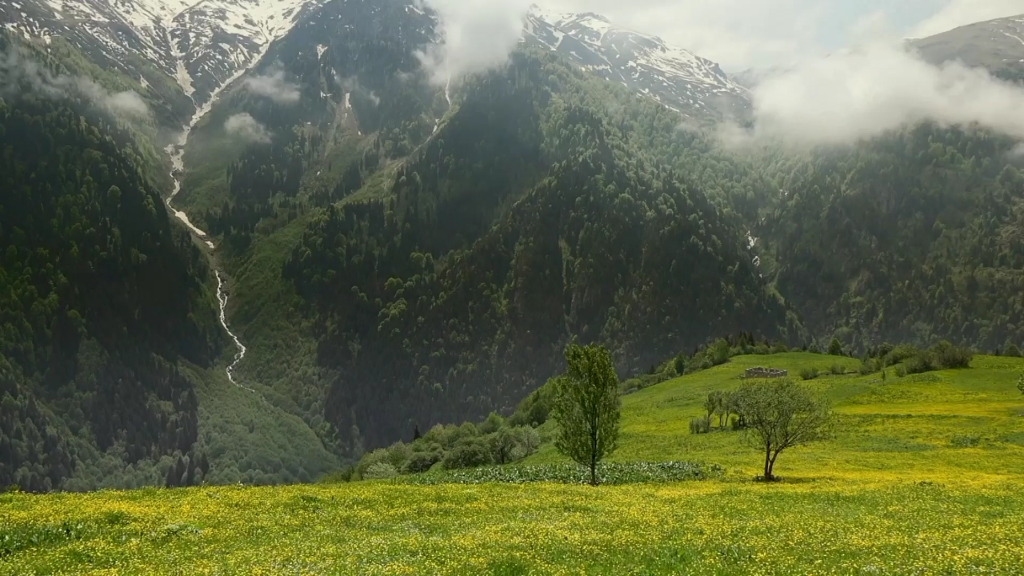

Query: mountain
[8,0,1024,492]
[0,33,224,491]
[911,13,1024,82]
[523,7,750,121]
[157,0,793,453]
[0,0,319,116]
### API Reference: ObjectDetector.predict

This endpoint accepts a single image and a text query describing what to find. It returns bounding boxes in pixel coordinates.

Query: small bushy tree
[490,427,519,464]
[1005,340,1022,357]
[552,343,621,486]
[734,380,832,481]
[828,338,844,356]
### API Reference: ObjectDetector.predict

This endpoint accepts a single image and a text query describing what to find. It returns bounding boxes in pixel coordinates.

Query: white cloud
[243,69,301,104]
[538,0,829,71]
[535,0,1024,71]
[417,0,532,85]
[735,41,1024,147]
[0,48,149,119]
[103,90,150,118]
[224,113,272,143]
[912,0,1024,38]
[78,79,150,118]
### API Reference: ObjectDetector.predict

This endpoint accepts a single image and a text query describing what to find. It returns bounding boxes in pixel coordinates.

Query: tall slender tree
[552,343,621,486]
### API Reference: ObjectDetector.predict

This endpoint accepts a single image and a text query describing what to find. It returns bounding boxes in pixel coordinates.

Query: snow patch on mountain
[523,6,750,121]
[1,0,321,112]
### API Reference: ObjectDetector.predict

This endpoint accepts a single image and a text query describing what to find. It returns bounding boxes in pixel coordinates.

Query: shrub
[882,344,920,367]
[673,354,687,375]
[514,426,541,458]
[931,341,973,369]
[711,339,731,365]
[828,338,844,356]
[873,342,895,359]
[895,365,907,378]
[830,363,844,375]
[770,342,789,354]
[904,354,935,375]
[800,367,819,381]
[478,412,505,435]
[689,417,711,434]
[1005,342,1021,358]
[808,342,821,354]
[362,462,398,480]
[354,448,391,479]
[404,450,443,474]
[442,438,493,470]
[858,359,877,375]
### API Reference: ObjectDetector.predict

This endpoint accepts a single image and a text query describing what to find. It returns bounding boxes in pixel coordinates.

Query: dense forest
[281,52,796,449]
[754,127,1024,352]
[0,37,222,491]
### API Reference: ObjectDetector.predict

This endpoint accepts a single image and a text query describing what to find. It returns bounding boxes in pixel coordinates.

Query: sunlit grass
[4,353,1024,574]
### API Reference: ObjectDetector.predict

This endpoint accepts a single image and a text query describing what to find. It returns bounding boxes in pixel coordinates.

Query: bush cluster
[353,414,541,480]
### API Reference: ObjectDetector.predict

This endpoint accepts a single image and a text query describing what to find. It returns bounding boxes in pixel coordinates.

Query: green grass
[5,352,1024,574]
[526,353,1024,481]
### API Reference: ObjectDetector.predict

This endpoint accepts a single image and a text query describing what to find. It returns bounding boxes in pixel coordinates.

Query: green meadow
[4,353,1024,575]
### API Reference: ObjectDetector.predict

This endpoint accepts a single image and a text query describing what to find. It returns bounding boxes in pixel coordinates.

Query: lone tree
[552,343,621,486]
[734,379,832,481]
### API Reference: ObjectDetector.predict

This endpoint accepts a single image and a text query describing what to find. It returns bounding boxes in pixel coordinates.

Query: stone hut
[744,366,788,379]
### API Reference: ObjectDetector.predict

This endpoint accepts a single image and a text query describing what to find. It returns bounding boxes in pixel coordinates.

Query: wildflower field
[4,353,1024,575]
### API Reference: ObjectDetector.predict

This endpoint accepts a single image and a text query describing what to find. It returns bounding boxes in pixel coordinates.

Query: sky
[541,0,1024,71]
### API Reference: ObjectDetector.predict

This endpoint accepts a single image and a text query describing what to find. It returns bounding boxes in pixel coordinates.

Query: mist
[416,0,532,85]
[334,74,379,106]
[729,41,1024,148]
[0,47,150,119]
[225,113,272,143]
[243,69,301,104]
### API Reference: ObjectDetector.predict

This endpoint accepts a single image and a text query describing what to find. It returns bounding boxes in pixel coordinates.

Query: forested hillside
[0,37,223,491]
[280,52,795,449]
[753,126,1024,352]
[8,0,1024,490]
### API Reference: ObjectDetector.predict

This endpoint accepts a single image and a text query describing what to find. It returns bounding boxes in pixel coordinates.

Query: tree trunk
[590,425,599,486]
[768,452,781,481]
[763,446,773,481]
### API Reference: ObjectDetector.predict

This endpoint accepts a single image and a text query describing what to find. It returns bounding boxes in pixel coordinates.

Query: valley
[4,0,1024,571]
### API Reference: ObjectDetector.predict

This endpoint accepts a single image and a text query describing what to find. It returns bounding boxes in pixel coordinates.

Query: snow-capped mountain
[524,7,750,121]
[2,0,754,126]
[0,0,319,110]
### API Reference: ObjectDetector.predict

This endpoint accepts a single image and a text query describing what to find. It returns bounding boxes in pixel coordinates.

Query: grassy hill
[4,353,1024,574]
[528,352,1024,481]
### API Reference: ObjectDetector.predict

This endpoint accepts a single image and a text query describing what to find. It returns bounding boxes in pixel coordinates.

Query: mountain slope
[751,125,1024,352]
[0,33,224,491]
[524,7,750,121]
[0,0,320,118]
[912,13,1024,82]
[279,51,793,449]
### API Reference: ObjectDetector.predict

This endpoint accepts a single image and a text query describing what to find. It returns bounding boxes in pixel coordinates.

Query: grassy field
[4,353,1024,574]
